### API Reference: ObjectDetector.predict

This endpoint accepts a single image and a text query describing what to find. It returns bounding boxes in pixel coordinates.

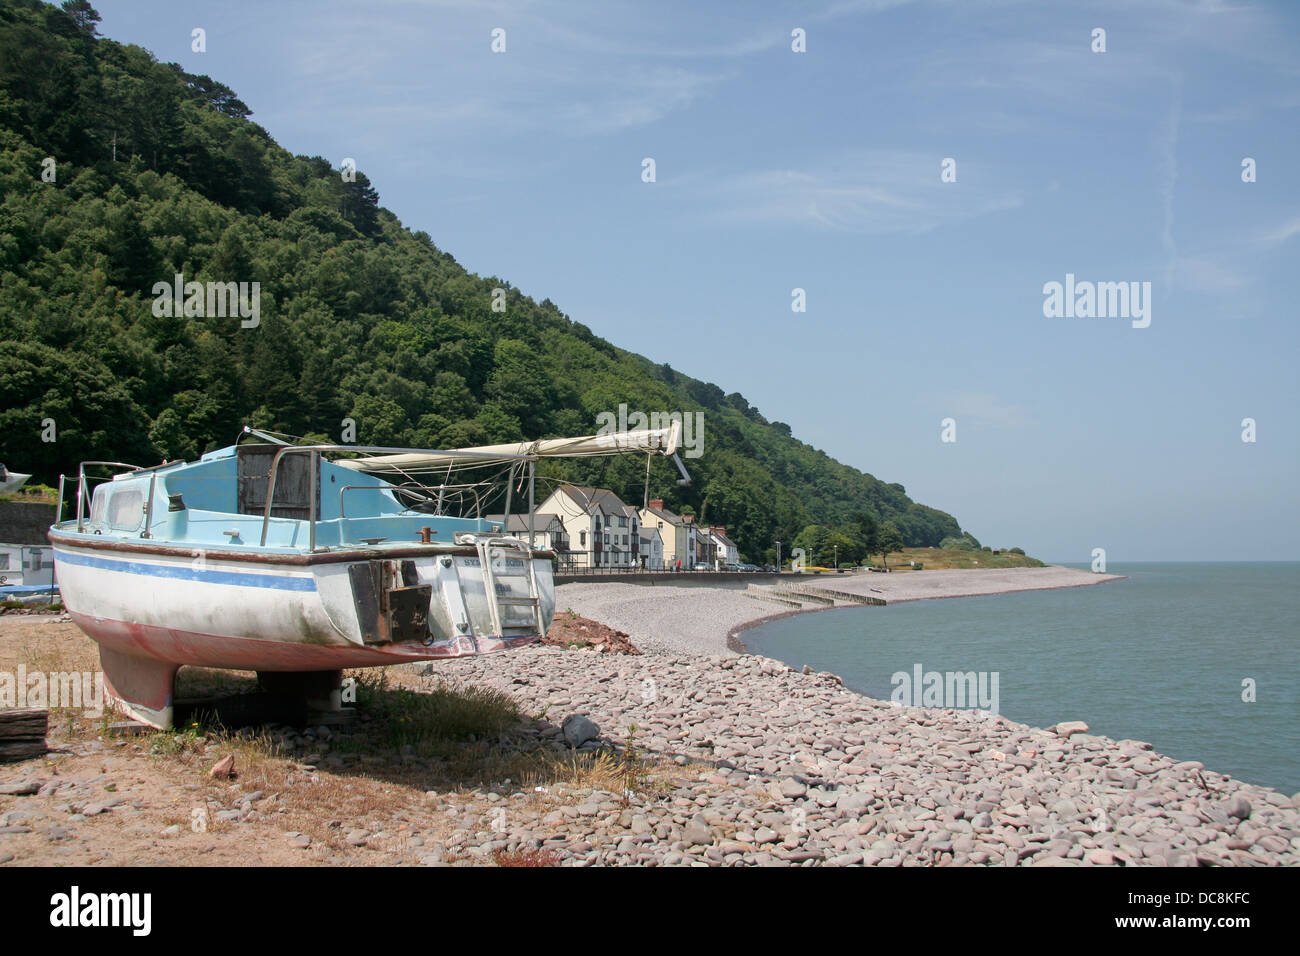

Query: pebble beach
[3,566,1297,867]
[557,565,1125,655]
[421,644,1300,866]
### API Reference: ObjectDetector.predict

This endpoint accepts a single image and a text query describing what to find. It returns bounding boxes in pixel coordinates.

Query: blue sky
[94,0,1299,561]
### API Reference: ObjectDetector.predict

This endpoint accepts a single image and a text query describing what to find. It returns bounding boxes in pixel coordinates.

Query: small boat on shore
[48,424,686,727]
[0,464,31,495]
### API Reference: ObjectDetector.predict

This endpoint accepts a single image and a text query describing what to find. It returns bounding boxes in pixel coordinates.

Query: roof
[484,513,564,534]
[641,503,692,526]
[709,530,737,548]
[544,485,632,518]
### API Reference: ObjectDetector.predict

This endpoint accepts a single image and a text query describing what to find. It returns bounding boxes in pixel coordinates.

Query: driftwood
[0,708,48,762]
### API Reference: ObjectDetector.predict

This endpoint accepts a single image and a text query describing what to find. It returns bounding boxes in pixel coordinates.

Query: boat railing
[258,444,535,551]
[60,459,190,536]
[336,481,487,521]
[66,461,146,533]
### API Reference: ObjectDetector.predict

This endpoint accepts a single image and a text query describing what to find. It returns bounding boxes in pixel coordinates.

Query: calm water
[743,563,1300,793]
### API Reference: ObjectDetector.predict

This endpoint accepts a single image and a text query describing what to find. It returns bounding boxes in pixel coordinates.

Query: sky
[93,0,1299,562]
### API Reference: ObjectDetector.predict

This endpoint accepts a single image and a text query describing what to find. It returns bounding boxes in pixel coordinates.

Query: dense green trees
[0,0,967,561]
[877,523,905,570]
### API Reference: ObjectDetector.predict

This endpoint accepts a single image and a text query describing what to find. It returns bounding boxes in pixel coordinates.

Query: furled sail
[334,421,682,475]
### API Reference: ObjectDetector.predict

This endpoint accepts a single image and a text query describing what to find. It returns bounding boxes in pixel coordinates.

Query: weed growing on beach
[145,721,207,757]
[548,724,660,805]
[0,600,63,612]
[492,846,559,867]
[353,670,520,750]
[619,723,648,803]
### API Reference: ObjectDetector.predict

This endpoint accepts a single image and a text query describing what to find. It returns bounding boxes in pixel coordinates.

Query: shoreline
[557,565,1124,658]
[727,568,1125,653]
[3,602,1295,867]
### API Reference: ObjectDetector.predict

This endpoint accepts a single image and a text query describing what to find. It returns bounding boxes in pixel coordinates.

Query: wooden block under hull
[0,708,48,763]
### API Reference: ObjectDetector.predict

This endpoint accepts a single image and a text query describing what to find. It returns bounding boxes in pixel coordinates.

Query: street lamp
[775,540,782,573]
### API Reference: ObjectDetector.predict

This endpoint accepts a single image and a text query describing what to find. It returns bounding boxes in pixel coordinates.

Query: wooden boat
[48,424,685,727]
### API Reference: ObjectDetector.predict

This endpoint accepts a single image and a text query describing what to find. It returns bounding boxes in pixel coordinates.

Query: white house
[484,513,570,560]
[534,485,640,570]
[707,526,739,568]
[638,527,663,570]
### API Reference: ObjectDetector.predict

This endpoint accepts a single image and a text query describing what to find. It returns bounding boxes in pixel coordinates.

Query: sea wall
[0,501,56,546]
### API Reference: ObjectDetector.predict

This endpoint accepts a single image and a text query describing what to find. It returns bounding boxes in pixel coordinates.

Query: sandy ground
[557,566,1123,656]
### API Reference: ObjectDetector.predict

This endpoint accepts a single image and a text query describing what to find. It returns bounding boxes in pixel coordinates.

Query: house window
[580,531,586,546]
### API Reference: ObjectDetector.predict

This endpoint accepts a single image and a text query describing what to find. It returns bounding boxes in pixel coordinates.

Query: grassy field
[862,547,1047,571]
[0,483,59,505]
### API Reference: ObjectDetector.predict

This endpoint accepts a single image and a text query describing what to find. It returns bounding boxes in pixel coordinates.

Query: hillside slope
[0,0,963,560]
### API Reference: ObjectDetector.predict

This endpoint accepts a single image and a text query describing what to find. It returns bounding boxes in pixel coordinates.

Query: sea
[741,562,1299,794]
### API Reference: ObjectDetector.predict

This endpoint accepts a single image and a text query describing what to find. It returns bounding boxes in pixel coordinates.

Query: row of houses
[488,486,739,571]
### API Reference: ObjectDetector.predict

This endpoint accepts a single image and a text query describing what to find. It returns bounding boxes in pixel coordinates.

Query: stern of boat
[318,534,555,658]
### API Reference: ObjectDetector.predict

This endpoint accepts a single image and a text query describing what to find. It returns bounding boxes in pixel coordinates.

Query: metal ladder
[475,536,545,637]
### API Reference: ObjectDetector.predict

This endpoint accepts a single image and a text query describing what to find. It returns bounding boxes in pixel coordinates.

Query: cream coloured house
[534,485,640,569]
[639,498,697,570]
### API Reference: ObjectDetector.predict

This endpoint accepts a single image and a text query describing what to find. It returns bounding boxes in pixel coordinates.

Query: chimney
[649,498,664,511]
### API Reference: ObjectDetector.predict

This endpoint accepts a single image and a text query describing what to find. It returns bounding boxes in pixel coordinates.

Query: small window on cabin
[90,487,108,523]
[0,553,9,570]
[107,489,144,530]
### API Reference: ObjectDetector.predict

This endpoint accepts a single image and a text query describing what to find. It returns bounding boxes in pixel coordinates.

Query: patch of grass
[142,721,208,757]
[353,670,521,749]
[492,847,559,867]
[868,547,1046,571]
[15,628,98,689]
[546,727,673,804]
[1,601,63,612]
[1,483,59,504]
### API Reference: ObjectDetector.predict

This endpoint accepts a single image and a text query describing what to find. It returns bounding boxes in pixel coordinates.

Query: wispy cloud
[698,152,1023,234]
[1172,256,1245,294]
[1260,215,1300,247]
[270,2,730,142]
[946,392,1034,430]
